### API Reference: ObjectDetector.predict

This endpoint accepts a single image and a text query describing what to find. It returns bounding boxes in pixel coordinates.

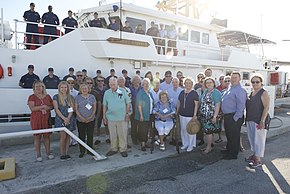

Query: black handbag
[48,116,55,126]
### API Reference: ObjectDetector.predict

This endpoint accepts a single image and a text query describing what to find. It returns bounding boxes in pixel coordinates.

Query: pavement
[0,98,289,193]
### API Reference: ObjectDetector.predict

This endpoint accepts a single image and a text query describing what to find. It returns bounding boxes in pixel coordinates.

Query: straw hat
[186,119,201,134]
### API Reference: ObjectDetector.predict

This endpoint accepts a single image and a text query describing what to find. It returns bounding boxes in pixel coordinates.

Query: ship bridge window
[109,16,122,29]
[202,33,209,44]
[126,17,146,33]
[191,30,200,43]
[100,17,108,28]
[178,27,188,41]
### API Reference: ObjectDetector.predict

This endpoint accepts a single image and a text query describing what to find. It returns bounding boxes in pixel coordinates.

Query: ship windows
[202,33,209,44]
[126,17,146,33]
[191,30,200,43]
[178,27,188,41]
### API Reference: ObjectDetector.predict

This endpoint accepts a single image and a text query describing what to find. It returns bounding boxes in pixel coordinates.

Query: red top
[28,94,52,131]
[216,85,225,92]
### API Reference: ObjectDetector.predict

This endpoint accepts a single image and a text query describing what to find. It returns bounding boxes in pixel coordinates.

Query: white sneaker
[187,147,194,152]
[181,145,188,150]
[155,139,160,146]
[47,154,55,160]
[36,157,43,162]
[159,143,165,151]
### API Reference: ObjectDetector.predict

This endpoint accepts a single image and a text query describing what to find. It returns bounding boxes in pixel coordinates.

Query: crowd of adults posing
[25,65,270,168]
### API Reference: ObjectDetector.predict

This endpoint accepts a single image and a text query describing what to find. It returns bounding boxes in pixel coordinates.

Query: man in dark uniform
[104,69,117,88]
[62,10,78,34]
[23,2,40,49]
[63,67,76,81]
[89,12,103,28]
[19,64,40,88]
[42,5,60,44]
[122,69,131,88]
[122,21,133,33]
[43,67,60,89]
[146,21,159,46]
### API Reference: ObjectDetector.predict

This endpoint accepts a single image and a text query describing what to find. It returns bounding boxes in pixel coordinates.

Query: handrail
[0,127,107,161]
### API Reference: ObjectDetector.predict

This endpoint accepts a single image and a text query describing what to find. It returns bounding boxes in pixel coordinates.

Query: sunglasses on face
[198,76,203,79]
[251,81,261,84]
[97,80,104,82]
[77,75,83,77]
[224,80,230,83]
[67,82,74,84]
[86,82,93,84]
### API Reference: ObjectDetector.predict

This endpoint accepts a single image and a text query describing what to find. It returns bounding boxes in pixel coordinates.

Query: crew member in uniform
[62,10,78,34]
[42,5,60,44]
[43,67,60,89]
[89,12,103,28]
[19,65,40,88]
[23,2,40,49]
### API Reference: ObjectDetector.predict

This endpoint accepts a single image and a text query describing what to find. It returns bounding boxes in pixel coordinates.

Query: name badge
[85,103,92,110]
[68,107,73,113]
[163,108,168,113]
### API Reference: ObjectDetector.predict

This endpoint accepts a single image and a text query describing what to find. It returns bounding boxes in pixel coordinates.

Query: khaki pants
[108,120,128,152]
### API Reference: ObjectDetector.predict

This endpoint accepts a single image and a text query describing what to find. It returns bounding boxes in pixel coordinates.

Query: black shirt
[42,12,59,27]
[63,74,76,81]
[123,26,133,33]
[23,10,40,32]
[89,19,103,28]
[62,17,78,34]
[43,75,60,89]
[178,90,199,117]
[19,73,40,88]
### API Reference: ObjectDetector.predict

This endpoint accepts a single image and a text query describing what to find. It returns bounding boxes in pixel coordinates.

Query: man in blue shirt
[108,18,119,31]
[23,3,40,49]
[221,72,247,160]
[89,12,103,28]
[160,70,173,92]
[62,10,78,34]
[19,65,40,88]
[42,5,60,44]
[43,67,60,89]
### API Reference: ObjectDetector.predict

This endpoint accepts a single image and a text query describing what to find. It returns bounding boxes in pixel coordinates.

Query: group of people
[24,65,270,168]
[23,3,78,49]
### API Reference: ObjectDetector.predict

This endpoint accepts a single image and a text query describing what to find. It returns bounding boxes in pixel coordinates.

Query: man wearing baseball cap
[63,67,76,81]
[43,67,60,89]
[19,64,40,88]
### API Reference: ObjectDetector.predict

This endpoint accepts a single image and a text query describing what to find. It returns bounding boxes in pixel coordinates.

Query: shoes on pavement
[245,155,255,163]
[36,156,43,162]
[155,139,160,146]
[181,145,188,150]
[106,150,118,157]
[105,139,111,143]
[120,151,128,157]
[159,143,165,151]
[186,147,194,152]
[249,160,262,168]
[47,154,54,160]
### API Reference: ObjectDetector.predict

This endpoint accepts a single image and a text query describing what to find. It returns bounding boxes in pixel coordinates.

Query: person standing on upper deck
[167,24,177,56]
[62,10,78,34]
[23,2,40,49]
[146,21,159,47]
[135,24,145,35]
[42,5,60,44]
[89,12,103,28]
[221,72,247,160]
[122,21,133,33]
[157,23,167,55]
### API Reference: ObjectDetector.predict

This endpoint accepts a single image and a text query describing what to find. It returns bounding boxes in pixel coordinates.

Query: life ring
[0,64,4,79]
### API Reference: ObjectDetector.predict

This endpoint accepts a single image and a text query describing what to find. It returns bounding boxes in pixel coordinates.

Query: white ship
[0,2,284,126]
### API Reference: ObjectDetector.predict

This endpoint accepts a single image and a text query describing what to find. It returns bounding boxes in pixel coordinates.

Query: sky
[1,0,290,66]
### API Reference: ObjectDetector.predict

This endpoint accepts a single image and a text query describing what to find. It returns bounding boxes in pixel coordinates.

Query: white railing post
[1,8,4,46]
[14,19,18,49]
[0,127,107,161]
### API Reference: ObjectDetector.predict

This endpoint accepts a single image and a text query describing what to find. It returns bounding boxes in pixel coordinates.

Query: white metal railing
[14,19,77,49]
[0,127,107,161]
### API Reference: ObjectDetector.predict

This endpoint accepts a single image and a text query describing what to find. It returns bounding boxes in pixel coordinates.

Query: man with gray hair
[103,77,131,157]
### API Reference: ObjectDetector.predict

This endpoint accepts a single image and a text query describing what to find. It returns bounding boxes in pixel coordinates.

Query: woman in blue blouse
[135,78,154,151]
[199,77,222,154]
[153,91,176,151]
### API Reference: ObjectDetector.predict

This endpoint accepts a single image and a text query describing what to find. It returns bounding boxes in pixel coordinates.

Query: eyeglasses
[251,81,261,84]
[67,82,74,84]
[86,82,93,84]
[224,80,230,83]
[198,76,203,79]
[97,80,104,82]
[77,75,83,77]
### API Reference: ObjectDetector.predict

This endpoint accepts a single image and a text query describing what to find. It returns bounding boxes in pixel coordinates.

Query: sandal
[202,148,212,154]
[215,139,223,143]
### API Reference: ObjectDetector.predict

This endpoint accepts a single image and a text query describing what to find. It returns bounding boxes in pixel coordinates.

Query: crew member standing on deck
[42,5,60,44]
[62,10,78,34]
[89,12,103,28]
[19,64,40,88]
[23,2,41,49]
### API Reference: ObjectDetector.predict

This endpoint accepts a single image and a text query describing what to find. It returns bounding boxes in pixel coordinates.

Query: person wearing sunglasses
[221,72,247,160]
[74,71,84,91]
[160,70,173,92]
[216,75,226,92]
[245,74,270,168]
[194,72,205,90]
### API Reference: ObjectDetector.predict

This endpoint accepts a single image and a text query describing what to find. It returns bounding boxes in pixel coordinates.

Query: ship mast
[156,0,210,19]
